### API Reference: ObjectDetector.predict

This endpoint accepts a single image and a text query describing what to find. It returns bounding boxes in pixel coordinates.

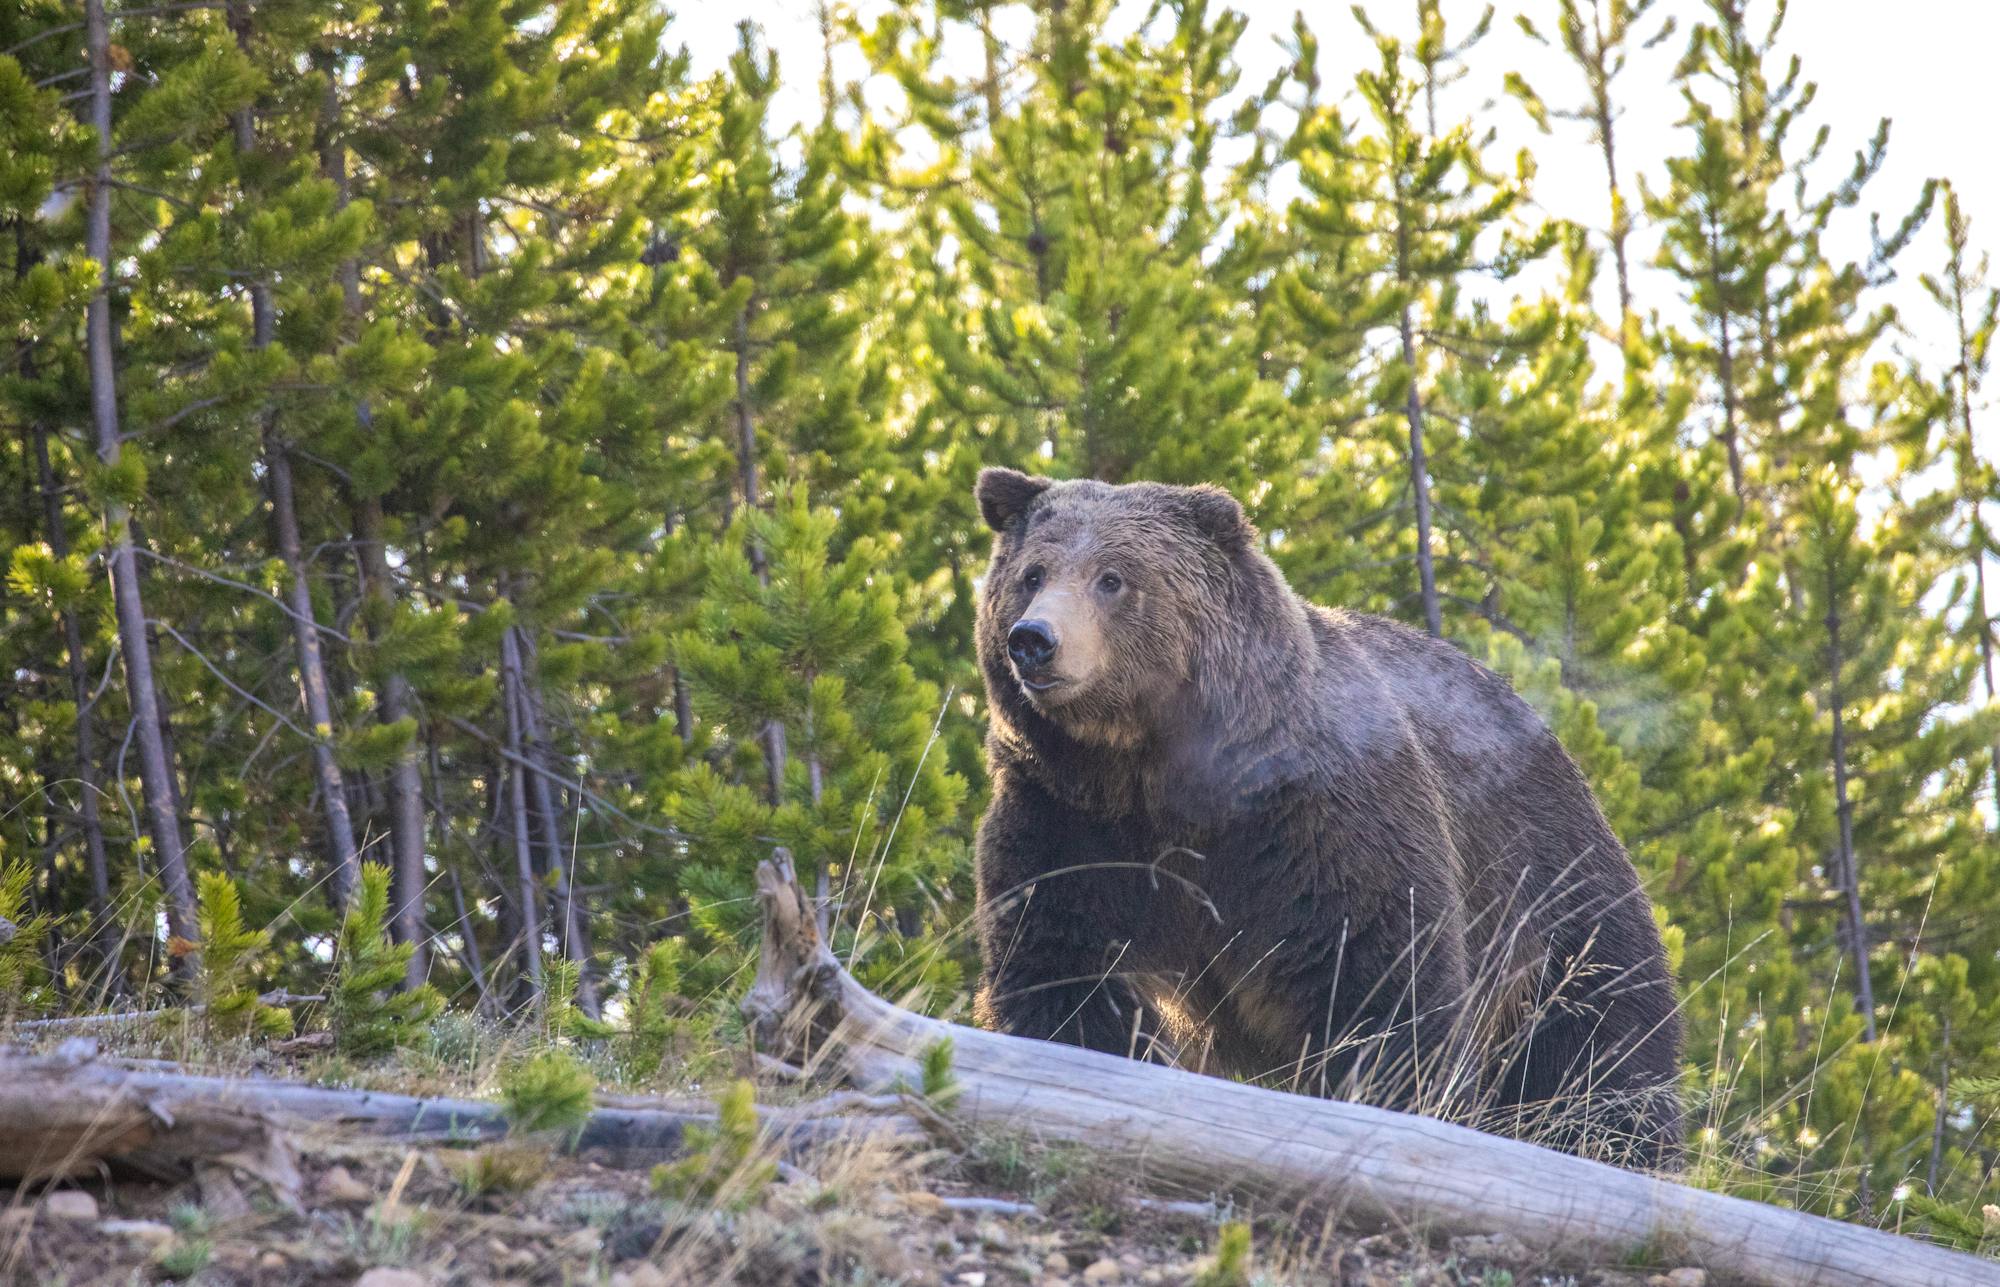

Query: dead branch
[739,853,2000,1287]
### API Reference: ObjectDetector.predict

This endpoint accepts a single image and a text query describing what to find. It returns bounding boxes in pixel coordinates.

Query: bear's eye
[1022,565,1045,593]
[1097,571,1124,594]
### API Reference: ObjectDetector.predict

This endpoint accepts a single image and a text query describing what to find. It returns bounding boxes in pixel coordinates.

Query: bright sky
[679,0,2000,386]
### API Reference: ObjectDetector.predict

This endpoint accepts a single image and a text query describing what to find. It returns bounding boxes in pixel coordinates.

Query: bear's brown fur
[970,468,1684,1168]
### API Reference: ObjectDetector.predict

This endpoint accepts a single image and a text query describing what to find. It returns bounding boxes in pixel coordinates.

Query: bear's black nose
[1008,618,1058,672]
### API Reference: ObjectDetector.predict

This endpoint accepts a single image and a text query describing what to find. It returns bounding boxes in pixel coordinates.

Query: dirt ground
[1,1124,1718,1287]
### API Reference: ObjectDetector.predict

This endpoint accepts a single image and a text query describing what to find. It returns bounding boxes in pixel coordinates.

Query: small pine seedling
[652,1078,776,1209]
[619,938,690,1078]
[1192,1221,1253,1287]
[0,856,53,1020]
[329,864,442,1057]
[921,1037,961,1108]
[193,872,292,1040]
[500,1048,597,1138]
[1904,1191,2000,1254]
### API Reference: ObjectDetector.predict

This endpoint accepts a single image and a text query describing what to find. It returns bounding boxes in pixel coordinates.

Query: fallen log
[10,989,326,1036]
[740,853,2000,1287]
[0,1039,922,1184]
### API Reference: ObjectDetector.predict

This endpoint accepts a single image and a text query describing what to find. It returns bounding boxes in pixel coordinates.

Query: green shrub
[499,1048,596,1137]
[652,1078,776,1209]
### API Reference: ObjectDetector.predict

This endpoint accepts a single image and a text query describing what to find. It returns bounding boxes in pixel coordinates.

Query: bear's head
[973,467,1282,748]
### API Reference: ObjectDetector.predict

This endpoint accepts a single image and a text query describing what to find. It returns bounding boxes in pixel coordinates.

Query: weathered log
[11,990,326,1035]
[0,1041,303,1200]
[0,1040,922,1185]
[740,853,2000,1287]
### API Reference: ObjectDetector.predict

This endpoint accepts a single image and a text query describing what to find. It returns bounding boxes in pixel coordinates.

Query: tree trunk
[31,423,117,975]
[352,496,430,984]
[83,0,197,962]
[741,854,2000,1287]
[1397,301,1441,639]
[267,446,361,908]
[1707,213,1748,511]
[515,623,597,1017]
[227,9,361,908]
[1824,591,1878,1043]
[318,58,424,976]
[499,625,545,1001]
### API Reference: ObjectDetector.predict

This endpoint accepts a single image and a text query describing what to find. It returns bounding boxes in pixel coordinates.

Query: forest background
[3,0,1999,1242]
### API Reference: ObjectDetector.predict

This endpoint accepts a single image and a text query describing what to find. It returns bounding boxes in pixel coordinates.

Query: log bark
[0,1042,302,1197]
[0,1043,920,1183]
[739,854,2000,1287]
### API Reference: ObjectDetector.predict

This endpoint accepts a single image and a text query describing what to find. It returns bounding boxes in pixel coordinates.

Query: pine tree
[1281,12,1557,638]
[672,491,965,1000]
[1911,184,2000,806]
[191,870,291,1040]
[328,863,443,1058]
[853,0,1297,782]
[1506,0,1676,350]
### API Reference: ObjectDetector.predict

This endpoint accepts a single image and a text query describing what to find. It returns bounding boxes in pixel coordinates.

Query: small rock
[1140,1271,1164,1285]
[1117,1253,1144,1270]
[40,1191,98,1222]
[98,1218,173,1247]
[1082,1258,1122,1284]
[1450,1232,1531,1264]
[318,1165,374,1205]
[1044,1252,1073,1276]
[354,1270,429,1287]
[260,1251,288,1270]
[559,1228,602,1257]
[1647,1273,1706,1287]
[959,1274,989,1287]
[977,1219,1013,1250]
[610,1268,672,1287]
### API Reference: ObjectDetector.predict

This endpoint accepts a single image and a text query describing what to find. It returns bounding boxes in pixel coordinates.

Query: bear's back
[1306,606,1641,946]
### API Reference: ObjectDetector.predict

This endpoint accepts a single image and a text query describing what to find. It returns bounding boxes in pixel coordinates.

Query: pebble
[609,1268,672,1287]
[1450,1232,1530,1263]
[958,1274,988,1287]
[318,1165,374,1205]
[98,1218,172,1246]
[40,1191,98,1222]
[558,1227,602,1256]
[259,1251,288,1270]
[354,1270,429,1287]
[1082,1258,1123,1283]
[1648,1272,1707,1287]
[1044,1252,1073,1275]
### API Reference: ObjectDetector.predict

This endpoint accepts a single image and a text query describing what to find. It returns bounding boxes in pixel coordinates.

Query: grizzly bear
[970,468,1684,1168]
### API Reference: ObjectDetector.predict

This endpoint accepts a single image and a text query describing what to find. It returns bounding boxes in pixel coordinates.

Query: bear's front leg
[973,770,1169,1060]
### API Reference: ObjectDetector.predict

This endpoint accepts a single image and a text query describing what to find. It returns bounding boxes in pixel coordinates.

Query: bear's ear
[1185,484,1253,550]
[976,467,1054,532]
